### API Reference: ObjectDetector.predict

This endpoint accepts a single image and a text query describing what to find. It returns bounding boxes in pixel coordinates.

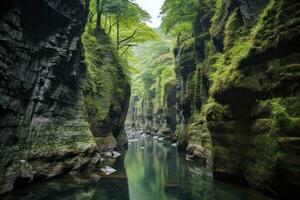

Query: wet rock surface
[0,0,129,193]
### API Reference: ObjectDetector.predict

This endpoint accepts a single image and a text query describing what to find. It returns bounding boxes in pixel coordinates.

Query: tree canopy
[160,0,199,36]
[90,0,158,56]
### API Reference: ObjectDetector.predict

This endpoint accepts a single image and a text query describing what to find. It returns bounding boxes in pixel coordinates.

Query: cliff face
[127,81,176,137]
[125,41,176,138]
[0,0,96,193]
[175,0,300,198]
[82,29,131,151]
[207,0,300,198]
[174,1,212,166]
[0,0,130,193]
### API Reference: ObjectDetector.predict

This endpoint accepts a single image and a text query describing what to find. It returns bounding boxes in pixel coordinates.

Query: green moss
[227,40,252,67]
[248,132,281,187]
[251,0,281,49]
[186,73,196,100]
[207,0,283,96]
[82,22,130,137]
[210,0,231,38]
[224,9,240,51]
[270,98,300,133]
[160,67,176,107]
[175,124,189,147]
[203,98,231,121]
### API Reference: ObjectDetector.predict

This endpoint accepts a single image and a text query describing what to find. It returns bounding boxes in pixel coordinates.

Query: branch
[108,21,117,35]
[118,29,138,45]
[120,43,138,48]
[120,44,138,56]
[88,13,94,23]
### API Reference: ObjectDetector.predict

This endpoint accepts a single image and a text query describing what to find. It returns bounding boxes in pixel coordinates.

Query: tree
[160,0,199,37]
[95,0,105,32]
[92,0,157,54]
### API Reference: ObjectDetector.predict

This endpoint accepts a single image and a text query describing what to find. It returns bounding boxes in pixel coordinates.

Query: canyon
[0,0,299,199]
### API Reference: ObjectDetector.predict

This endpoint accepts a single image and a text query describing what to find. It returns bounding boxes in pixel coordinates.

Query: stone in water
[101,166,117,175]
[112,151,121,158]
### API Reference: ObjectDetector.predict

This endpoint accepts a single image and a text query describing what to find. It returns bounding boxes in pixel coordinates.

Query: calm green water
[2,135,274,200]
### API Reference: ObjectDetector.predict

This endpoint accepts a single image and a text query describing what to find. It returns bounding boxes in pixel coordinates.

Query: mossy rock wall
[184,0,300,198]
[174,0,213,164]
[126,78,177,137]
[169,0,300,198]
[82,27,130,151]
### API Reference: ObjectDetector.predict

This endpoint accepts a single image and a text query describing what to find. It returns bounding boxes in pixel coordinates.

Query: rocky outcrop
[0,0,130,194]
[82,29,130,151]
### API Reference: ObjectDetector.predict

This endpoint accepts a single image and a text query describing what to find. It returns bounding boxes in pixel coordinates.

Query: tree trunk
[85,0,91,18]
[104,15,107,30]
[95,0,103,32]
[116,14,120,51]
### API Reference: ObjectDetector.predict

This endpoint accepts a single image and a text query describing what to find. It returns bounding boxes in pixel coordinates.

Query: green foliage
[82,14,130,136]
[224,9,240,51]
[160,67,176,106]
[270,98,300,133]
[248,132,280,187]
[160,0,199,36]
[90,0,158,56]
[210,0,229,38]
[250,0,279,48]
[203,98,231,121]
[207,0,279,96]
[130,31,176,114]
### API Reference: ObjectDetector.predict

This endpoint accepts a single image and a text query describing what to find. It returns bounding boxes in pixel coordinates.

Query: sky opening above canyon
[135,0,164,28]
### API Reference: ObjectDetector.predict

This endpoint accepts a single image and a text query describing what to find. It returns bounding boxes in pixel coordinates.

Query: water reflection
[124,136,215,200]
[124,136,274,200]
[1,136,274,200]
[125,138,168,200]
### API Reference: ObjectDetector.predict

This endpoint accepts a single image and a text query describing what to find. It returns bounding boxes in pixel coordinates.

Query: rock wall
[174,0,300,198]
[173,1,212,166]
[82,28,131,151]
[0,0,130,193]
[127,80,176,138]
[206,0,300,198]
[125,41,176,138]
[170,0,300,199]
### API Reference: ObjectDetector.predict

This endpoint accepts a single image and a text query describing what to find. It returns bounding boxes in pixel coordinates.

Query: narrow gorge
[0,0,299,200]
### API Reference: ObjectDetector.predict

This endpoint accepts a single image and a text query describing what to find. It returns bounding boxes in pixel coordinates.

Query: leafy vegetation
[90,0,158,55]
[160,0,198,36]
[130,31,176,114]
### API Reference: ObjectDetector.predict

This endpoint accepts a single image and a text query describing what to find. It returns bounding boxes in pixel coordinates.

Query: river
[2,134,274,200]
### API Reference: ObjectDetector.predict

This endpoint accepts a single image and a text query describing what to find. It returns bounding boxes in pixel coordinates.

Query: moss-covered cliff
[174,0,300,198]
[82,24,130,151]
